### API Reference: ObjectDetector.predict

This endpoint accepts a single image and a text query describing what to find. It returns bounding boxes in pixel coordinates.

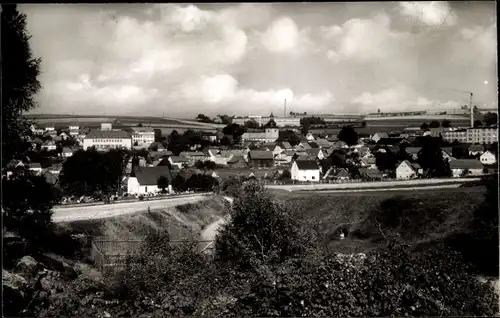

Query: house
[248,150,274,168]
[168,156,189,169]
[127,166,174,195]
[291,160,320,182]
[41,141,57,151]
[480,150,497,165]
[305,148,325,160]
[295,142,312,151]
[371,132,389,143]
[30,125,45,135]
[449,159,484,177]
[333,168,350,180]
[26,163,42,175]
[42,171,59,187]
[62,147,74,158]
[274,150,295,166]
[361,157,377,169]
[227,155,247,168]
[44,123,55,132]
[68,123,79,131]
[396,160,423,180]
[179,151,206,165]
[468,144,485,156]
[359,167,383,180]
[241,128,279,143]
[277,141,292,150]
[405,147,422,160]
[315,138,332,149]
[44,130,58,139]
[148,142,167,152]
[308,141,319,149]
[333,141,349,149]
[58,132,69,140]
[305,133,315,141]
[132,127,155,147]
[46,163,63,175]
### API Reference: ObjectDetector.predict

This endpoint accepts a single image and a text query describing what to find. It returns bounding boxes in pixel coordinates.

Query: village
[5,113,497,204]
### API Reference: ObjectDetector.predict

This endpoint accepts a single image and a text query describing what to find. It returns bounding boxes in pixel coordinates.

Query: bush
[215,182,319,270]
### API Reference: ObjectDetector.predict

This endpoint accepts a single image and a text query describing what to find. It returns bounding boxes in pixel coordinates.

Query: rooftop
[132,166,174,185]
[449,159,483,170]
[248,150,274,160]
[85,129,131,139]
[295,160,319,170]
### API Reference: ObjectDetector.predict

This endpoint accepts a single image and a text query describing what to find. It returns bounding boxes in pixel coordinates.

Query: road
[52,194,210,223]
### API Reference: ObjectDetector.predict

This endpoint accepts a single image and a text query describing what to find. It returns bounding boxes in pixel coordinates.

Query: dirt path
[200,196,233,241]
[52,194,210,223]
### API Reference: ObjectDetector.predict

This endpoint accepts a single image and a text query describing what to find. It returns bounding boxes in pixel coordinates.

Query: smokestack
[284,99,287,117]
[469,92,474,127]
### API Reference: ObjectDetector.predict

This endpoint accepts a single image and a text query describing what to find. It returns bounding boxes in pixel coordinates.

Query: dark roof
[169,156,189,163]
[308,142,319,148]
[295,160,319,170]
[405,147,421,155]
[334,168,350,177]
[449,159,483,170]
[27,163,42,169]
[132,166,174,185]
[400,160,421,171]
[227,155,244,163]
[305,148,321,156]
[85,129,131,139]
[468,144,485,152]
[249,150,274,160]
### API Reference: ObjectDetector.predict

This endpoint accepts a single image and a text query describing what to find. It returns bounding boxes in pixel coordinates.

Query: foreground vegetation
[4,175,497,317]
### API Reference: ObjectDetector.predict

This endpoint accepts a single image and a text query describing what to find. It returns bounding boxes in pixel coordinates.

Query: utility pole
[284,99,287,117]
[469,92,474,128]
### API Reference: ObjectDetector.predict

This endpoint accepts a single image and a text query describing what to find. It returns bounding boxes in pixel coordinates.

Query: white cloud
[399,1,457,27]
[321,13,410,63]
[259,17,313,55]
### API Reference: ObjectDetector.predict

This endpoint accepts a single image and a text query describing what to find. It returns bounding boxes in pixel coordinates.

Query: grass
[273,186,486,254]
[57,196,227,241]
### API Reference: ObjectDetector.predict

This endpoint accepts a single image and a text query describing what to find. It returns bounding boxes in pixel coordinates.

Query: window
[312,176,315,180]
[145,186,148,192]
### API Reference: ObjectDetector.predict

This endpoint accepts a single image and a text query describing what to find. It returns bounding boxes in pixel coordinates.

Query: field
[273,186,487,254]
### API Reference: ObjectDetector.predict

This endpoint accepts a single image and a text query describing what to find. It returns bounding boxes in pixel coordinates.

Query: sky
[21,2,497,117]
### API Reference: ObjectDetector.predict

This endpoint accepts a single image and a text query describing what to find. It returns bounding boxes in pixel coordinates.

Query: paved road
[53,194,210,223]
[200,197,233,241]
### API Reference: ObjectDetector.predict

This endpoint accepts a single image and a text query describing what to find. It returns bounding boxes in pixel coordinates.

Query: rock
[2,270,29,316]
[14,255,40,278]
[62,261,78,279]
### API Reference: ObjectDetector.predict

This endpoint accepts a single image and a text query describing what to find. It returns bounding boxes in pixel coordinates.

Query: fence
[91,237,215,273]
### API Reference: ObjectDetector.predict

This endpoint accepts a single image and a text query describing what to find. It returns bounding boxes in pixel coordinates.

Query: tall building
[83,130,132,151]
[241,128,280,143]
[466,126,498,144]
[442,129,468,143]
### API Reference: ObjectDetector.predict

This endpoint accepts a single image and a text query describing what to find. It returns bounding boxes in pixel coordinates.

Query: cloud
[259,17,314,55]
[173,74,334,114]
[350,86,465,113]
[321,13,410,63]
[20,3,496,116]
[399,1,457,27]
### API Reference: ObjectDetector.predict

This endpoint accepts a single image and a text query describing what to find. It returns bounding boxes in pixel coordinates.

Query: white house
[132,127,155,147]
[27,163,42,175]
[449,159,484,178]
[44,124,55,132]
[480,151,497,165]
[127,166,173,195]
[68,123,79,131]
[59,132,69,140]
[371,132,389,143]
[291,160,321,182]
[396,160,423,180]
[41,141,57,151]
[305,133,315,141]
[168,156,189,169]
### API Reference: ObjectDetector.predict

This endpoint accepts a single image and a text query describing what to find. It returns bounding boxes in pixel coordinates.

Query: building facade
[234,116,301,127]
[466,127,498,144]
[291,160,321,182]
[132,127,155,147]
[83,130,132,151]
[442,129,468,143]
[241,128,280,143]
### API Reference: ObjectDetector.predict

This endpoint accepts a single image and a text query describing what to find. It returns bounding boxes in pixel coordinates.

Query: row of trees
[157,173,219,193]
[420,112,498,131]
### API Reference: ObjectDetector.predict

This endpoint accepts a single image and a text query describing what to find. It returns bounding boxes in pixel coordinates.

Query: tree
[244,120,260,129]
[473,105,479,114]
[2,4,42,166]
[417,136,450,178]
[222,123,245,143]
[60,149,126,197]
[136,123,143,127]
[337,126,359,146]
[483,112,498,126]
[196,113,213,123]
[157,176,169,193]
[375,149,397,172]
[377,108,381,113]
[473,120,482,128]
[215,182,318,270]
[171,174,186,193]
[420,122,429,131]
[2,169,57,245]
[203,160,217,171]
[429,120,440,128]
[194,160,205,170]
[441,119,452,128]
